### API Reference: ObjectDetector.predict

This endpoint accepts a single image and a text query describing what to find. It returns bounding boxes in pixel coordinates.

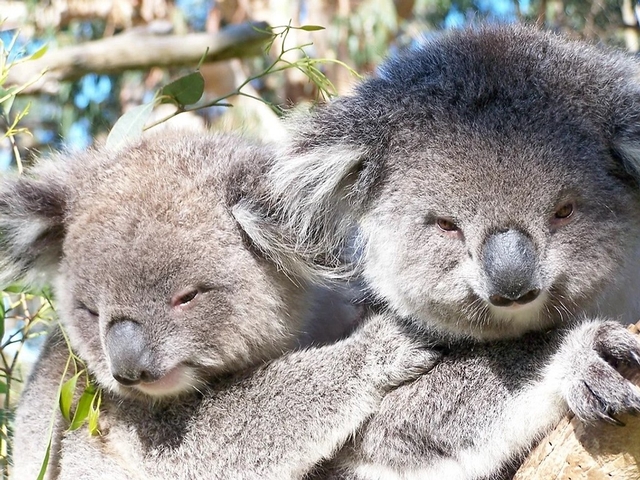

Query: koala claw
[602,413,626,427]
[562,321,640,425]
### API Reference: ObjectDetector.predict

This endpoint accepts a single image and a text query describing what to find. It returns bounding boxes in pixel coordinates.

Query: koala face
[359,126,640,339]
[269,25,640,340]
[0,134,305,399]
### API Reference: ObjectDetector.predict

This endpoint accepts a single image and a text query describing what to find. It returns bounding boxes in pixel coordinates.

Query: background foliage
[2,0,640,478]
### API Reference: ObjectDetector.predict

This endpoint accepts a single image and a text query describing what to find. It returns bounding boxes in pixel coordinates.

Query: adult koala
[264,25,640,479]
[4,132,439,479]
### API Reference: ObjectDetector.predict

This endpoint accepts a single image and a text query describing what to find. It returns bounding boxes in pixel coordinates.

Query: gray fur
[266,25,640,478]
[7,132,439,479]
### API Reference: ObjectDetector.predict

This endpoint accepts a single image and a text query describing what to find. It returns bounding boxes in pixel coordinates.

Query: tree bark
[6,21,271,95]
[515,321,640,479]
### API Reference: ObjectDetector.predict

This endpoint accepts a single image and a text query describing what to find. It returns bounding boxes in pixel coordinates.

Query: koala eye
[436,217,459,232]
[550,201,576,231]
[554,203,574,219]
[77,302,99,317]
[171,288,200,308]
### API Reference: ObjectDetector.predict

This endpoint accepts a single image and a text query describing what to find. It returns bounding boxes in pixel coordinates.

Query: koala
[261,25,640,479]
[4,132,439,480]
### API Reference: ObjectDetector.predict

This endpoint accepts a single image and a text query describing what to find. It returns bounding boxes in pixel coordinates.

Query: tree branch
[515,321,640,479]
[6,21,272,95]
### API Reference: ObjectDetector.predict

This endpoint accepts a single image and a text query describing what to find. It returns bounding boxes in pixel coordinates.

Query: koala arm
[332,319,640,480]
[20,314,438,480]
[438,320,640,480]
[12,328,69,480]
[142,313,440,480]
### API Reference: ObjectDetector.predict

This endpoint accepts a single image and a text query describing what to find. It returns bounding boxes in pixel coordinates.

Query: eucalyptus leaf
[3,284,26,294]
[0,85,17,100]
[160,72,205,106]
[28,44,48,61]
[299,25,325,31]
[69,386,94,431]
[106,102,155,151]
[59,372,81,422]
[0,90,15,116]
[36,435,52,480]
[88,389,102,435]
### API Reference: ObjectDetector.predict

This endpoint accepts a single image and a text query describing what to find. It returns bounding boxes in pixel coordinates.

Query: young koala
[263,25,640,478]
[4,132,439,480]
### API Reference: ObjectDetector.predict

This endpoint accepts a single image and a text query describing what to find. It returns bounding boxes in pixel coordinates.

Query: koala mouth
[488,288,541,308]
[134,364,196,397]
[486,289,548,325]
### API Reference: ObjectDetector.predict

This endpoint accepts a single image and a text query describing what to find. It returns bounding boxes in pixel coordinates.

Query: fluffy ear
[263,106,384,279]
[270,144,365,250]
[231,200,316,281]
[608,89,640,183]
[612,129,640,183]
[0,162,68,287]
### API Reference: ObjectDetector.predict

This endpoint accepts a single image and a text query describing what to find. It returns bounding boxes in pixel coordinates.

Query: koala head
[0,133,307,399]
[268,25,640,340]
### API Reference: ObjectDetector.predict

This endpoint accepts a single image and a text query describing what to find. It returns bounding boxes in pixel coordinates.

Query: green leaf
[0,88,15,115]
[299,25,325,31]
[88,389,102,435]
[59,372,81,422]
[2,95,14,116]
[36,435,52,480]
[105,102,155,151]
[28,44,48,61]
[0,380,7,394]
[160,71,205,106]
[2,284,26,294]
[69,386,94,430]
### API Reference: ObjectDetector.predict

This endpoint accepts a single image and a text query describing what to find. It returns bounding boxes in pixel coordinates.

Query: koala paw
[355,314,442,391]
[560,320,640,425]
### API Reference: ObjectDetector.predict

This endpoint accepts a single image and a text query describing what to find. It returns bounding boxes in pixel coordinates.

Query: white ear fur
[0,163,68,288]
[231,201,285,262]
[267,143,366,274]
[614,139,640,180]
[0,216,58,286]
[231,200,343,284]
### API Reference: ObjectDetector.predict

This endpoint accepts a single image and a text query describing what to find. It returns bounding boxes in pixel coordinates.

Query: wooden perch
[6,21,271,95]
[514,321,640,479]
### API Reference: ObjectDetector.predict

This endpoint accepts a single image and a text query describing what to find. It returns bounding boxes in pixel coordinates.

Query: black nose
[482,229,540,306]
[112,373,140,386]
[105,318,157,386]
[489,288,540,307]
